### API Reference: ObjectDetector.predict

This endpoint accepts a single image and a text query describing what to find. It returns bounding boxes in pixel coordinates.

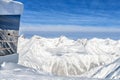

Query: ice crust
[18,35,120,78]
[0,0,23,15]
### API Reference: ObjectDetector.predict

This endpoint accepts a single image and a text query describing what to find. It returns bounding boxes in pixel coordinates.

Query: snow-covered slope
[0,0,23,15]
[80,58,120,79]
[18,35,120,79]
[0,62,115,80]
[92,58,120,79]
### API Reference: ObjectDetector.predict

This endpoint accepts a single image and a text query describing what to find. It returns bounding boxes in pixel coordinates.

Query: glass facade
[0,15,20,56]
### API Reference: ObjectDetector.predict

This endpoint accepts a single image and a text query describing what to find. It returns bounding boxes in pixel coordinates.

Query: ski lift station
[0,0,23,64]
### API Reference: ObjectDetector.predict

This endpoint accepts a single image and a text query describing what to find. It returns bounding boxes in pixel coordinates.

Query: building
[0,0,23,64]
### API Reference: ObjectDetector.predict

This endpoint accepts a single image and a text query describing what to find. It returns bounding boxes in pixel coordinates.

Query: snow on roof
[0,0,23,15]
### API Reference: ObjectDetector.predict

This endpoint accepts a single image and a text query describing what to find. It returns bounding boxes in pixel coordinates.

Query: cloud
[20,9,120,28]
[1,0,13,2]
[20,24,120,32]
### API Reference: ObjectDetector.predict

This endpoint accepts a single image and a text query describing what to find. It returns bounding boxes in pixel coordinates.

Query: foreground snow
[0,62,116,80]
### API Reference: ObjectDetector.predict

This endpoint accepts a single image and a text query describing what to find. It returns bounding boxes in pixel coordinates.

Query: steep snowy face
[92,58,120,79]
[0,0,23,14]
[80,58,120,79]
[18,36,120,77]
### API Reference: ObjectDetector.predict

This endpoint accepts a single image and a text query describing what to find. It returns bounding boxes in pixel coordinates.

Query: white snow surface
[17,35,120,79]
[0,63,108,80]
[0,0,23,15]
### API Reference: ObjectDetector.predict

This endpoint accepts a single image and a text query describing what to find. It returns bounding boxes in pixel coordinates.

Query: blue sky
[17,0,120,32]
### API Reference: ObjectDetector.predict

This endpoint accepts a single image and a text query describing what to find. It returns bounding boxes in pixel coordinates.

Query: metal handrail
[0,48,11,50]
[0,40,17,43]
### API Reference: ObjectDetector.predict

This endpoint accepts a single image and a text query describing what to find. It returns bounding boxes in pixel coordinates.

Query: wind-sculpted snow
[18,35,120,79]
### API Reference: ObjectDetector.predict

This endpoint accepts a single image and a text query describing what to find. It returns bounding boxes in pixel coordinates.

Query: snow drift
[18,35,120,79]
